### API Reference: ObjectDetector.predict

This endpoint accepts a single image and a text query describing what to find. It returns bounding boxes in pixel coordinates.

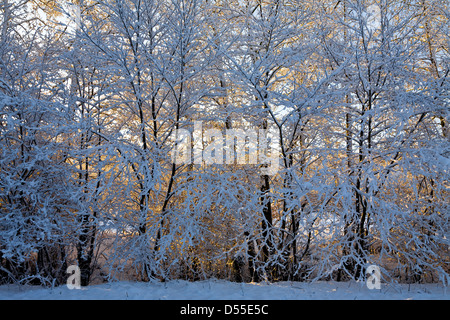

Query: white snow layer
[0,280,448,300]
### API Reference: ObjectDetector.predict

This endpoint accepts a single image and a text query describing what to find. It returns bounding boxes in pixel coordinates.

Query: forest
[0,0,449,287]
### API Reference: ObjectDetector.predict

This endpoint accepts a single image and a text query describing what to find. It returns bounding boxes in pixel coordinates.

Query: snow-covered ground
[0,279,448,300]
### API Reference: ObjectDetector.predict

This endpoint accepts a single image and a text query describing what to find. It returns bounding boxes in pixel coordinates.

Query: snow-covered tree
[0,0,80,285]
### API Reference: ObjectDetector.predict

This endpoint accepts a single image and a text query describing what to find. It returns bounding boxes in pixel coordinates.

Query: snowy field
[0,279,448,300]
